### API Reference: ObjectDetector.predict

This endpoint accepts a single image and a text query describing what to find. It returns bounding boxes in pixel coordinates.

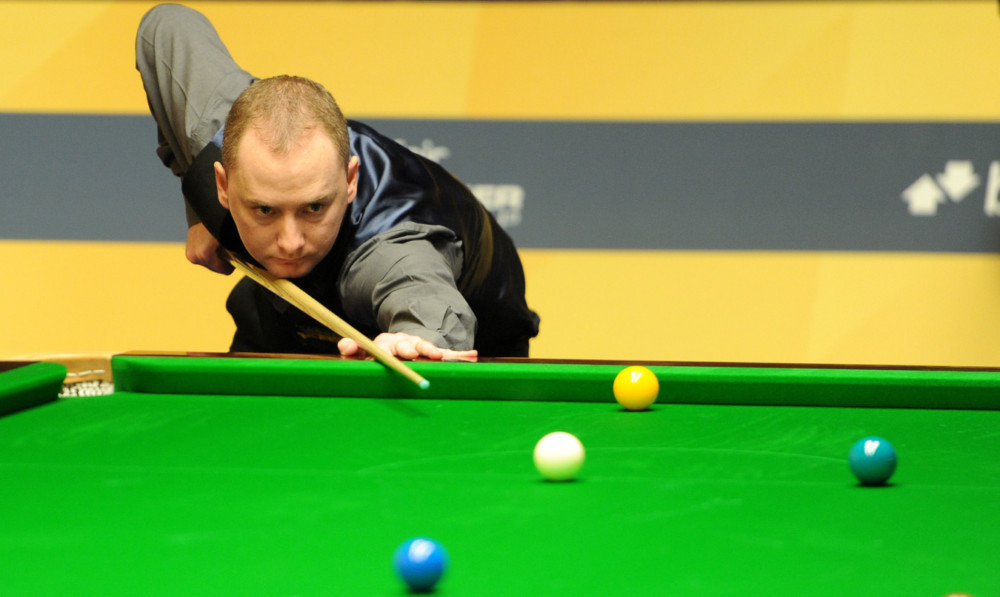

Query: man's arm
[137,4,253,275]
[338,223,478,359]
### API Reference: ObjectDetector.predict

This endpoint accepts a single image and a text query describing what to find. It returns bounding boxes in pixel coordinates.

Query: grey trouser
[135,4,254,179]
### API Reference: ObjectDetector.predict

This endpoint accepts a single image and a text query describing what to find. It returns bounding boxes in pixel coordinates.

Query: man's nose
[276,216,306,254]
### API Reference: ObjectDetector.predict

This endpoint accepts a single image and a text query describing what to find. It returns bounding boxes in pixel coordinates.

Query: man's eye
[256,206,273,216]
[307,203,324,214]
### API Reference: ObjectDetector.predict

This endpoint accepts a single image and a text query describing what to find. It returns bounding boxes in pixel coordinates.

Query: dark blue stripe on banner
[4,114,1000,252]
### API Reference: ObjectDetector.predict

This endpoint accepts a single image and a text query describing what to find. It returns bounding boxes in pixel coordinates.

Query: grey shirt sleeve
[338,222,477,350]
[136,4,254,229]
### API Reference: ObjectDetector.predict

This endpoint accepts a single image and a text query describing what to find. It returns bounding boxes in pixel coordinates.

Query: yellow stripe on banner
[2,1,1000,120]
[521,250,1000,367]
[3,241,1000,367]
[0,241,238,357]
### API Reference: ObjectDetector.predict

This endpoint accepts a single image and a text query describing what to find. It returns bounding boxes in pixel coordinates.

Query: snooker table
[0,354,997,596]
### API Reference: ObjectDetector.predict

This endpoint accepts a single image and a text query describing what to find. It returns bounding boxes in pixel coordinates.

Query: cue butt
[228,257,430,389]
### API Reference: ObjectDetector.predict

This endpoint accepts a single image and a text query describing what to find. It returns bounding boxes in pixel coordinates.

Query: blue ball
[849,436,897,486]
[393,537,447,592]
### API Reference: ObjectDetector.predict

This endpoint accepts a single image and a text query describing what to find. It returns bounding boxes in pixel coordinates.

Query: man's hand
[186,222,234,274]
[338,332,478,362]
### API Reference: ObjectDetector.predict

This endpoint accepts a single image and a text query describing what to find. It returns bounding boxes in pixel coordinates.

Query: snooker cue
[228,256,430,390]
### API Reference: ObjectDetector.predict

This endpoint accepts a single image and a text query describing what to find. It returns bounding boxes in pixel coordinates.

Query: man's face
[215,128,359,279]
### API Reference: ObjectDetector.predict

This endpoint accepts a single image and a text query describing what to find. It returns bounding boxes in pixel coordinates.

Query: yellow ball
[613,366,659,411]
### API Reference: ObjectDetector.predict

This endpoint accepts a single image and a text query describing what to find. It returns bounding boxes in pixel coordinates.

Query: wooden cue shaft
[228,257,430,389]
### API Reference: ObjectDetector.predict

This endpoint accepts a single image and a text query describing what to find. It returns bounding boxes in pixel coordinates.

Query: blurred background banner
[3,1,1000,365]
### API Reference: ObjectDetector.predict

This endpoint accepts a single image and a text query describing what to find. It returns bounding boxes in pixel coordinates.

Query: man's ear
[346,155,360,204]
[214,161,230,210]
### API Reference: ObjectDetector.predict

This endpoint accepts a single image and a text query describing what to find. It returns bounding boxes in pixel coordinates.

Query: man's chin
[264,259,316,279]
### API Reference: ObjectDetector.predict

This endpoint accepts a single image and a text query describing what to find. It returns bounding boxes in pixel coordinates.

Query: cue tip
[419,379,431,390]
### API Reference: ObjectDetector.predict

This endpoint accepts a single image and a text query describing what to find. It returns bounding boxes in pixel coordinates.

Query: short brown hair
[221,75,350,172]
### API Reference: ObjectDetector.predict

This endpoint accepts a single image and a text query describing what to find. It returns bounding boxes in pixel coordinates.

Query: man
[136,4,539,360]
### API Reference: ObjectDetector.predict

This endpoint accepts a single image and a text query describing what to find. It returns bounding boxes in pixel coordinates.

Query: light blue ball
[849,436,897,486]
[393,537,448,592]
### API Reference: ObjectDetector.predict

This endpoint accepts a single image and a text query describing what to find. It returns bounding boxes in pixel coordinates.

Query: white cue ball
[533,431,585,481]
